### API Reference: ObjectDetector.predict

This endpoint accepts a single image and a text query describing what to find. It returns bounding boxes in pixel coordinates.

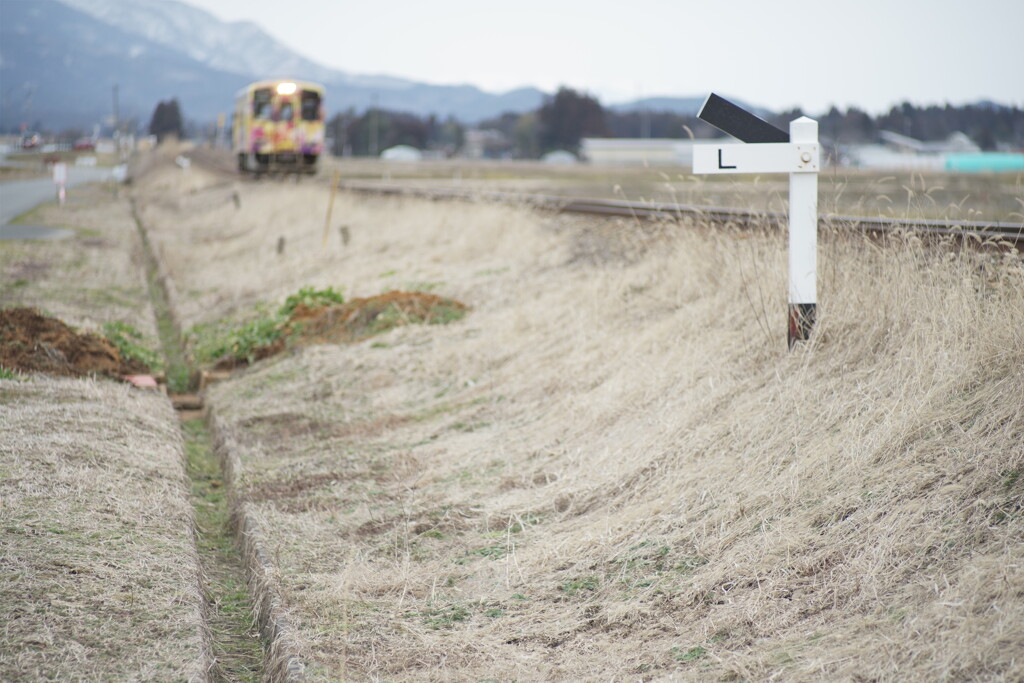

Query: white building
[843,130,983,171]
[462,129,511,159]
[380,145,422,162]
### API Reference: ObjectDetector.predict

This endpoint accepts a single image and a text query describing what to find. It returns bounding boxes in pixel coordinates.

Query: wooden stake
[322,170,340,248]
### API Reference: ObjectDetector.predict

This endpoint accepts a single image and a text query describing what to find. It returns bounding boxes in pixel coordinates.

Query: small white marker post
[693,94,819,348]
[52,161,68,205]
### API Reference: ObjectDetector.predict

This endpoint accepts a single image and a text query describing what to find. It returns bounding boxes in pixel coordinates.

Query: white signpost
[52,161,68,206]
[693,93,819,347]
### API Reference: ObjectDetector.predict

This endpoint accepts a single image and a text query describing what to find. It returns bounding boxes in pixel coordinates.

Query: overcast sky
[189,0,1023,114]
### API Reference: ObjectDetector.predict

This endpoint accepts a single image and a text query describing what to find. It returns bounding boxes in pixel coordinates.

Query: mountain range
[0,0,735,133]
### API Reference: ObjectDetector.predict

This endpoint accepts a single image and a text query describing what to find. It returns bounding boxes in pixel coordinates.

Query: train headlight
[276,82,297,95]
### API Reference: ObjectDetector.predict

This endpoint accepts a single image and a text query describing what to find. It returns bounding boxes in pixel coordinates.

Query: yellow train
[232,80,325,174]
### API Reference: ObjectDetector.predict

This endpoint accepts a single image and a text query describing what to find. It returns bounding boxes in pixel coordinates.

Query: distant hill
[608,96,774,119]
[56,0,420,93]
[608,97,707,116]
[1,0,777,134]
[0,0,547,131]
[0,0,247,131]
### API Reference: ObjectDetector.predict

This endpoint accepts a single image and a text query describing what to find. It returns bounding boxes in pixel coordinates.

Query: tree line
[134,89,1022,158]
[148,98,184,142]
[326,88,1023,159]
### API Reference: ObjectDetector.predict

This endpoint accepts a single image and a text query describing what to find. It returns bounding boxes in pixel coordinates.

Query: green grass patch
[456,543,507,564]
[208,312,286,365]
[421,604,471,630]
[280,285,346,315]
[418,529,445,539]
[102,321,162,372]
[672,646,707,662]
[474,267,510,277]
[560,576,599,596]
[189,286,344,366]
[189,287,467,369]
[0,366,25,381]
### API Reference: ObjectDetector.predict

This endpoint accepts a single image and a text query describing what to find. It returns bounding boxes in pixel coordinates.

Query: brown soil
[215,290,467,369]
[0,307,151,378]
[293,290,466,341]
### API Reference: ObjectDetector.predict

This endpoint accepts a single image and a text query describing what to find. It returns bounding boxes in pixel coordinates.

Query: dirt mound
[292,290,466,343]
[214,291,467,370]
[0,308,151,378]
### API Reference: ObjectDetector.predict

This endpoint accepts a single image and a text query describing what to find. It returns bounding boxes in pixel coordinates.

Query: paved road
[1,165,115,226]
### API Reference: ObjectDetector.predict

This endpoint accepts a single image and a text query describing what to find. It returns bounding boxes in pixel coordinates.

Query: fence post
[322,170,341,248]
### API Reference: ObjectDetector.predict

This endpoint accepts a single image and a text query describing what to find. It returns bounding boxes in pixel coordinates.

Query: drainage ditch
[184,418,264,682]
[132,202,265,681]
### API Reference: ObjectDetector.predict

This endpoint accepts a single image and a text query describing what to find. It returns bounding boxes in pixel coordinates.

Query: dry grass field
[134,146,1024,680]
[1,179,213,680]
[3,142,1023,681]
[0,379,211,680]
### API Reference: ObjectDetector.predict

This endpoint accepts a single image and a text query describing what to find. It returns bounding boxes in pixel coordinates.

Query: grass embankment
[1,165,267,679]
[214,225,1024,680]
[134,159,1024,681]
[0,379,210,680]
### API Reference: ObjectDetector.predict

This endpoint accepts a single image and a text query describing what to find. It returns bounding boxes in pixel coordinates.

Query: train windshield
[301,90,321,121]
[253,88,272,119]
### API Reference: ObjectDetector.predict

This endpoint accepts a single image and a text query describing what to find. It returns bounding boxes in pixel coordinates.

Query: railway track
[337,180,1024,246]
[183,148,1024,246]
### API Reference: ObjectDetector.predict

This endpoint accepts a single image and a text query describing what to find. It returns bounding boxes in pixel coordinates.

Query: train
[232,79,325,174]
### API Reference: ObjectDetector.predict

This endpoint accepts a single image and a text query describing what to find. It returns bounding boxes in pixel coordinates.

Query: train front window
[253,88,272,119]
[279,102,294,122]
[301,90,321,121]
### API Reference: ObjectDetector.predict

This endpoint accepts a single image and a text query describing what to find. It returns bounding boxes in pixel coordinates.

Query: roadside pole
[52,161,67,206]
[787,117,818,346]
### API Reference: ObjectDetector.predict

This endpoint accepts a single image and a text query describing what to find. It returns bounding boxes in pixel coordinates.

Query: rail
[336,180,1024,245]
[181,150,1023,246]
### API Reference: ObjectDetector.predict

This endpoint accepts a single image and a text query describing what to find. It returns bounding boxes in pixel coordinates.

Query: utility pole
[637,84,650,139]
[23,83,35,131]
[369,93,379,157]
[112,84,120,134]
